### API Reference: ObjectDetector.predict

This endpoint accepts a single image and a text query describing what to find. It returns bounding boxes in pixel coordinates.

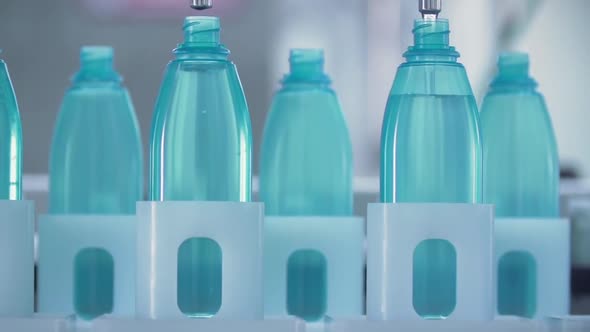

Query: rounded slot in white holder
[37,215,136,318]
[366,203,495,321]
[263,216,364,321]
[495,218,570,319]
[0,200,34,317]
[135,201,264,319]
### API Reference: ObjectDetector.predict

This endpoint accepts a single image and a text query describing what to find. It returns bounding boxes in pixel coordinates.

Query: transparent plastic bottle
[481,52,559,217]
[150,16,251,202]
[259,49,353,321]
[149,16,252,318]
[380,18,482,318]
[49,46,143,215]
[0,53,22,200]
[481,52,559,318]
[49,46,143,319]
[260,49,353,216]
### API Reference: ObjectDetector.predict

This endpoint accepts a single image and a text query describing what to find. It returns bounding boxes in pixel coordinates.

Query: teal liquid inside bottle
[259,49,353,321]
[481,53,558,317]
[49,46,143,319]
[380,19,482,319]
[149,17,252,318]
[0,54,22,200]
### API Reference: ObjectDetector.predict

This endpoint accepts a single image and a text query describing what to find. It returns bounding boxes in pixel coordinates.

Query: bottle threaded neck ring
[75,46,120,82]
[283,49,330,84]
[498,52,530,78]
[412,18,450,48]
[183,16,220,45]
[80,46,113,68]
[289,49,324,75]
[491,52,536,88]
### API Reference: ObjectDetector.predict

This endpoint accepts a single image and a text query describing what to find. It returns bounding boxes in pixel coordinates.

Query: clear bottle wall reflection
[259,49,353,321]
[380,18,482,318]
[481,53,558,218]
[481,53,559,318]
[149,16,252,317]
[49,46,143,214]
[0,54,22,200]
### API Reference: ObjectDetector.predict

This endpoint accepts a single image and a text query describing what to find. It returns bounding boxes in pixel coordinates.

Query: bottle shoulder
[270,85,342,117]
[169,56,234,67]
[483,88,543,99]
[276,83,335,96]
[264,93,350,147]
[481,90,548,114]
[0,62,18,111]
[391,61,474,96]
[67,81,128,94]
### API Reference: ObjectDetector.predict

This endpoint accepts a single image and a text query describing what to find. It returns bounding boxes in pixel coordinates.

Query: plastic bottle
[150,16,251,202]
[149,16,252,318]
[259,49,353,320]
[48,46,143,319]
[481,52,559,217]
[380,18,481,318]
[49,46,143,215]
[260,49,353,216]
[0,53,22,200]
[481,52,559,318]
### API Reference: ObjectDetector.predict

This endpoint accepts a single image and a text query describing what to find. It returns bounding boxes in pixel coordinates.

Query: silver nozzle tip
[419,0,442,19]
[191,0,212,10]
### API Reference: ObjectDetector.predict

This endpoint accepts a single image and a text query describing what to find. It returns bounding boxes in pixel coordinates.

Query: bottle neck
[174,16,229,58]
[403,19,459,63]
[73,46,121,83]
[282,49,330,85]
[490,53,537,91]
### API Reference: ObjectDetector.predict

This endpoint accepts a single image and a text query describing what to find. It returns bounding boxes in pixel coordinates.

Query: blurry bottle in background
[48,46,143,320]
[149,16,252,318]
[260,49,353,217]
[259,49,353,321]
[380,17,481,318]
[481,52,558,217]
[481,52,559,318]
[49,46,143,215]
[0,53,22,200]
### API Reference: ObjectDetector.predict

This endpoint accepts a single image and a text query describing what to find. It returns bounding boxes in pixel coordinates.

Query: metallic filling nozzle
[191,0,212,10]
[419,0,442,20]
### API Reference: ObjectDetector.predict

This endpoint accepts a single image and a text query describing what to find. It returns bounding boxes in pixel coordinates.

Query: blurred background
[0,0,589,313]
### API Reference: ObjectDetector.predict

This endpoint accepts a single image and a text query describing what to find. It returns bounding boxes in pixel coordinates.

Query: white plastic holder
[135,201,264,319]
[264,216,365,319]
[0,314,74,332]
[495,218,570,318]
[547,316,590,332]
[88,316,304,332]
[366,203,495,320]
[0,200,34,316]
[37,214,136,316]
